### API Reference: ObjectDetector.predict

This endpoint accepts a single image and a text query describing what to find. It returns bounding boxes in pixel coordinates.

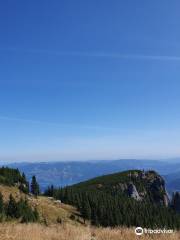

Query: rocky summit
[50,169,180,228]
[72,169,170,207]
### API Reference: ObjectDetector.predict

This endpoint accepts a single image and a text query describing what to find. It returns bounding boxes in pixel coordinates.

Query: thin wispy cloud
[1,47,180,62]
[0,115,123,131]
[0,115,179,135]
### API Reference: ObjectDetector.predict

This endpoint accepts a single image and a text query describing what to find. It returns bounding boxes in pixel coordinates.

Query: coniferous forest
[44,170,180,229]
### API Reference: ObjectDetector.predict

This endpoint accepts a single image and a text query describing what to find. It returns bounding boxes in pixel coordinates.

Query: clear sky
[0,0,180,162]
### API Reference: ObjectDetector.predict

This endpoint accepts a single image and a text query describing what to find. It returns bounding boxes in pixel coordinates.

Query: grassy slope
[0,184,83,225]
[0,184,180,240]
[29,196,82,224]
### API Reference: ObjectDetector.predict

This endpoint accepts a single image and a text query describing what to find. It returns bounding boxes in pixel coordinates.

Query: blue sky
[0,0,180,162]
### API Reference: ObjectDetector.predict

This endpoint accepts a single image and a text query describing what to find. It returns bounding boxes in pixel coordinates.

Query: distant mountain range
[3,159,180,192]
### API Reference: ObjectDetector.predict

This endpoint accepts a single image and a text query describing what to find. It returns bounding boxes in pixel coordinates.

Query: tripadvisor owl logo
[135,227,173,235]
[135,227,144,235]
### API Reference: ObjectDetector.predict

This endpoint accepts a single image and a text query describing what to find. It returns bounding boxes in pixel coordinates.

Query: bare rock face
[172,192,180,213]
[118,183,127,191]
[140,170,146,179]
[163,190,170,207]
[106,170,170,206]
[127,183,141,201]
[147,171,169,206]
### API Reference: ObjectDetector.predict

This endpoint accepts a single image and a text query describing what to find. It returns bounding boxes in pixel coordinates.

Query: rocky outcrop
[163,190,170,207]
[109,170,170,206]
[140,170,146,179]
[118,183,127,191]
[96,170,170,206]
[146,171,169,206]
[127,183,141,201]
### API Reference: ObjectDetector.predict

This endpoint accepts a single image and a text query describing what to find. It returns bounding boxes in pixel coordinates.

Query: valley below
[7,159,180,193]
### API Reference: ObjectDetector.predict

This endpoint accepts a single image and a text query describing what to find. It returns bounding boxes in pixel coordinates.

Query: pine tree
[44,185,54,197]
[17,198,39,223]
[0,192,4,214]
[6,194,18,218]
[19,173,29,194]
[31,176,40,196]
[82,197,91,223]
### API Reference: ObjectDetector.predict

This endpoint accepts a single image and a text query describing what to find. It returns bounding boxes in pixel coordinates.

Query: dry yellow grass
[0,185,83,224]
[0,185,180,239]
[0,185,25,202]
[29,196,82,224]
[0,223,179,240]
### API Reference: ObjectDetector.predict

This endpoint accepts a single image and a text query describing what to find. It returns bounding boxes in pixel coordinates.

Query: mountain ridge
[46,169,180,228]
[6,160,180,192]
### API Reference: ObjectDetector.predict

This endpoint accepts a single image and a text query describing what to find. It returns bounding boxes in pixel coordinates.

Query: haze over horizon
[0,1,180,162]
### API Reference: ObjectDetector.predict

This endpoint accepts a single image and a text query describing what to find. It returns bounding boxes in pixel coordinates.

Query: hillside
[0,167,180,239]
[0,167,29,194]
[72,169,169,204]
[49,170,180,228]
[0,184,83,225]
[0,166,85,225]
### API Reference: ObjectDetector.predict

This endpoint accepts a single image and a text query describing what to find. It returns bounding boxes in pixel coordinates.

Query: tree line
[44,185,180,229]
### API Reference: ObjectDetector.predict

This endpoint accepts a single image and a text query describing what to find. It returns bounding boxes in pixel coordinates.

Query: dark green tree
[0,192,4,214]
[6,194,18,218]
[31,176,40,196]
[44,185,54,197]
[19,173,29,194]
[82,198,91,223]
